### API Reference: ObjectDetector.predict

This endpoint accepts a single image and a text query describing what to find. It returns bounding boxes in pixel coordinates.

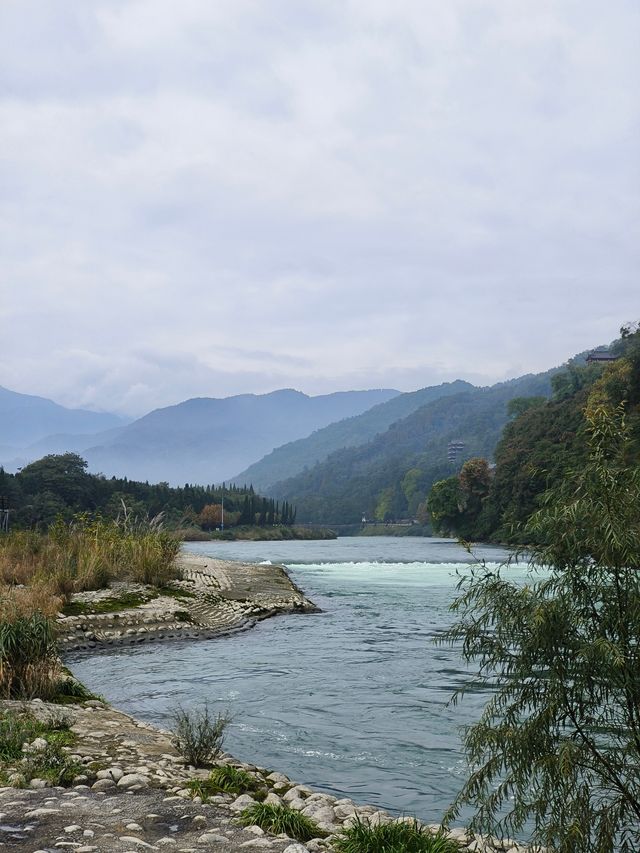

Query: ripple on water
[67,537,527,824]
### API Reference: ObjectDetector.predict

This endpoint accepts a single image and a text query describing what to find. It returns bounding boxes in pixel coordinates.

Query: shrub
[188,764,262,801]
[238,802,325,842]
[443,405,640,852]
[0,708,80,786]
[171,704,231,766]
[0,588,60,699]
[334,818,460,853]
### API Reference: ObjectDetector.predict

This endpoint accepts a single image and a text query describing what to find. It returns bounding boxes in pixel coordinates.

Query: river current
[67,536,527,824]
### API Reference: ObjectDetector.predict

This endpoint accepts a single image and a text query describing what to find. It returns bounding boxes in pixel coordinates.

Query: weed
[171,704,231,766]
[188,765,263,801]
[0,708,81,787]
[333,817,460,853]
[0,593,59,699]
[238,803,326,842]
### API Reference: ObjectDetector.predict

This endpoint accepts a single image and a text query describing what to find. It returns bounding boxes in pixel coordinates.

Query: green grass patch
[333,818,460,853]
[62,591,154,616]
[238,803,326,842]
[157,585,197,601]
[187,765,264,801]
[0,708,82,787]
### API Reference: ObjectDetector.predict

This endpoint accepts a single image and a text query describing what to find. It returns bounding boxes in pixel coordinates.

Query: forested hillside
[234,380,473,491]
[270,371,555,524]
[426,326,640,542]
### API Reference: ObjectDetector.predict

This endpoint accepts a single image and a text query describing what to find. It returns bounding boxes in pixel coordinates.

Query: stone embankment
[57,555,318,653]
[0,700,529,853]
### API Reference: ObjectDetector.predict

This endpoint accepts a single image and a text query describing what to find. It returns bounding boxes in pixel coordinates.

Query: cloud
[0,0,638,415]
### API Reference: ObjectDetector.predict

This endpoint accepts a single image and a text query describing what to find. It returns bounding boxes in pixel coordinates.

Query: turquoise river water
[67,536,532,824]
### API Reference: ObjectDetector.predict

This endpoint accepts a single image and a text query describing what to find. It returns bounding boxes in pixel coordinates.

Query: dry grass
[0,516,181,600]
[0,587,61,699]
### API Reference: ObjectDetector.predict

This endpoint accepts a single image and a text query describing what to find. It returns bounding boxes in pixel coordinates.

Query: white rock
[24,807,61,818]
[230,793,257,811]
[266,772,289,784]
[92,779,116,792]
[117,774,149,790]
[126,823,144,831]
[283,846,309,853]
[64,825,82,833]
[244,825,265,835]
[263,792,282,807]
[334,802,356,820]
[197,833,228,843]
[97,767,124,782]
[119,837,155,849]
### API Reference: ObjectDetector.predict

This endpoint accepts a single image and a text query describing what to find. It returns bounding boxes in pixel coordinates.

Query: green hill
[233,380,473,491]
[269,372,555,525]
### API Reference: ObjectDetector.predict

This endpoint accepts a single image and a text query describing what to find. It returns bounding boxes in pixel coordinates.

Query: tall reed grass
[0,514,181,599]
[0,587,60,699]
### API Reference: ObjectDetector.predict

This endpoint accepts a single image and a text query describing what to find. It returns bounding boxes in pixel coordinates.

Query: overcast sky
[1,1,638,417]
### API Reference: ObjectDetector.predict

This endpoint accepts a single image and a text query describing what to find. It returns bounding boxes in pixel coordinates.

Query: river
[67,536,529,824]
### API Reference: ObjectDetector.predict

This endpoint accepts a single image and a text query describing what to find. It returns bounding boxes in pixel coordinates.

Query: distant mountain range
[0,345,587,506]
[0,385,126,453]
[0,387,399,485]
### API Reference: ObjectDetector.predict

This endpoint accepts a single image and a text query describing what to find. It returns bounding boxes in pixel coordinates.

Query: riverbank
[57,553,319,653]
[1,554,531,853]
[181,527,337,542]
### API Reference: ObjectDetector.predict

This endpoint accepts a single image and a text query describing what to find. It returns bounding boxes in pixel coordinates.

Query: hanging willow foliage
[442,404,640,853]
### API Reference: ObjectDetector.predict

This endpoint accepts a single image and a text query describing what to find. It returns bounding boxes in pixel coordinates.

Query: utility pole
[0,496,9,533]
[221,491,224,532]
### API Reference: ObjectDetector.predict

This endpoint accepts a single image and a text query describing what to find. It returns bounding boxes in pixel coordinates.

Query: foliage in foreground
[238,802,325,842]
[0,708,81,787]
[171,704,231,767]
[187,764,264,801]
[444,404,640,853]
[0,588,59,699]
[333,818,460,853]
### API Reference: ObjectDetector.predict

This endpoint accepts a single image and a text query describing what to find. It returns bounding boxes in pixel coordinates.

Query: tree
[198,503,223,530]
[426,477,462,535]
[443,405,640,852]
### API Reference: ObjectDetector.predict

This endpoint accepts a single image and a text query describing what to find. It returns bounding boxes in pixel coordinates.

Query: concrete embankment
[57,554,319,653]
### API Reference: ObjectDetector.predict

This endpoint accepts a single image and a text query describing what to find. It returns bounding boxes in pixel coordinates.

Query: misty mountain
[233,380,474,491]
[269,371,556,525]
[0,385,126,449]
[81,388,400,485]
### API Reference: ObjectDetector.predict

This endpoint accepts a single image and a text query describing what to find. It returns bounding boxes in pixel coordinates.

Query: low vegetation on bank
[334,818,460,853]
[0,514,180,699]
[0,706,81,788]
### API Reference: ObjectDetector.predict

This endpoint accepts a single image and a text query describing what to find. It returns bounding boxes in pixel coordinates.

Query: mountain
[233,380,474,491]
[81,388,400,485]
[269,371,556,525]
[0,385,126,449]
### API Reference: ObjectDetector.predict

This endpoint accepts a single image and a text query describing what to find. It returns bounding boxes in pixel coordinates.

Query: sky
[1,1,638,417]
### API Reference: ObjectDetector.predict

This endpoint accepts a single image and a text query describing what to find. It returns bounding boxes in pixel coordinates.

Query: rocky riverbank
[0,699,530,853]
[1,554,534,852]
